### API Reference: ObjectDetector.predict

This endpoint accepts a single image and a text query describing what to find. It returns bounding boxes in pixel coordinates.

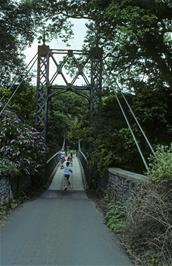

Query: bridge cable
[115,80,156,156]
[0,53,38,103]
[62,138,66,150]
[0,53,38,117]
[78,140,88,163]
[0,95,5,103]
[115,93,149,171]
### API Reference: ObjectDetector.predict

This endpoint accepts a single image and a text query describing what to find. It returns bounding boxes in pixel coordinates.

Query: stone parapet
[0,176,13,205]
[108,168,148,201]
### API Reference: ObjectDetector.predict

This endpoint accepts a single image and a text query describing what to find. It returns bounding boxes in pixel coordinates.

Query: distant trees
[47,89,88,153]
[1,0,171,175]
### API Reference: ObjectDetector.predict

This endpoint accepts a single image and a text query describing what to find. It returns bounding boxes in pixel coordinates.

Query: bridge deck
[49,156,84,191]
[1,156,132,266]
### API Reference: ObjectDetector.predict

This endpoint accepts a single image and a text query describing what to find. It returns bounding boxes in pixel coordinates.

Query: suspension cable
[62,138,66,150]
[0,53,38,103]
[115,93,149,171]
[0,95,5,103]
[115,80,156,156]
[0,54,38,116]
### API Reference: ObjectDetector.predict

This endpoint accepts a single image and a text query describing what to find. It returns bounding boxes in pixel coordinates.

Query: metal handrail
[45,139,66,185]
[79,150,88,164]
[77,141,90,188]
[46,151,60,165]
[78,141,88,164]
[45,151,60,184]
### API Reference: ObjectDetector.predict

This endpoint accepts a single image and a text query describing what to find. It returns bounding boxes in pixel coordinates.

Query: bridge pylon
[89,46,103,116]
[35,42,103,141]
[35,44,50,139]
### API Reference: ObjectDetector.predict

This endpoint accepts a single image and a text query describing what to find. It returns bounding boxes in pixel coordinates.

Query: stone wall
[108,168,148,202]
[10,175,32,197]
[0,176,13,205]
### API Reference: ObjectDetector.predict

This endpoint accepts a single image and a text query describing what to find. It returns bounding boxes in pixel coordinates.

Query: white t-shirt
[64,166,72,176]
[60,151,65,159]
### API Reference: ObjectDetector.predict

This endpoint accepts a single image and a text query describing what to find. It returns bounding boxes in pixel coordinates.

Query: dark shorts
[64,174,70,180]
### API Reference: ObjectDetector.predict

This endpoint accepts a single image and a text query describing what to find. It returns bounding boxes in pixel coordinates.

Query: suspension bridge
[0,39,155,265]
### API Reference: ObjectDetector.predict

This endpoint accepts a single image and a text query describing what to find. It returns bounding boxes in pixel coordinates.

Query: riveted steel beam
[35,44,50,139]
[35,44,103,142]
[89,47,103,115]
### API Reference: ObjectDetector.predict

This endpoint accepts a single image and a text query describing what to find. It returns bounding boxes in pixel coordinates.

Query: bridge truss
[0,41,155,171]
[35,43,103,139]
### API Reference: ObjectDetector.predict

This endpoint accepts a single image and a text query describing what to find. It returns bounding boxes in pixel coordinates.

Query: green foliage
[105,200,126,232]
[10,83,35,124]
[87,92,147,185]
[0,159,18,176]
[0,200,18,221]
[0,87,11,98]
[164,32,172,45]
[132,87,172,144]
[48,90,88,153]
[90,144,114,177]
[0,109,46,177]
[80,0,172,94]
[133,88,168,125]
[0,0,73,87]
[142,251,161,266]
[148,144,172,182]
[86,87,172,186]
[0,0,35,86]
[124,180,172,266]
[0,84,35,125]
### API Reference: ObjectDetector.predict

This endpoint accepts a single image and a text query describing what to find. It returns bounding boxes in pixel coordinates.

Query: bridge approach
[1,155,133,266]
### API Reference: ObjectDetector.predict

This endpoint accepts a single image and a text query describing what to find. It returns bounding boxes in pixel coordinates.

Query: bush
[105,200,126,232]
[0,109,46,177]
[90,144,114,177]
[0,158,18,176]
[125,182,172,265]
[124,144,172,265]
[147,144,172,182]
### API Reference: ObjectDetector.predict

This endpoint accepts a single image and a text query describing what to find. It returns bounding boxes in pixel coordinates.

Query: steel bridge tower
[35,42,103,140]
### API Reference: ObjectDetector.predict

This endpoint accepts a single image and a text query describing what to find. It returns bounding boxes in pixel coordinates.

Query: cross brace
[35,45,103,140]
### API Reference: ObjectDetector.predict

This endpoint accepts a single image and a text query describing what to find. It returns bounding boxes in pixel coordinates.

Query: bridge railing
[45,138,66,183]
[45,151,61,183]
[77,143,90,189]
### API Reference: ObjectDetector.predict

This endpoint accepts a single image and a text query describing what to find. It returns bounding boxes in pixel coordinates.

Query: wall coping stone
[108,168,148,182]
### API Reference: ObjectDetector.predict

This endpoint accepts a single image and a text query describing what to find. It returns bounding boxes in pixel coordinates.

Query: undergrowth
[104,193,127,232]
[102,144,172,266]
[0,200,18,222]
[125,182,172,266]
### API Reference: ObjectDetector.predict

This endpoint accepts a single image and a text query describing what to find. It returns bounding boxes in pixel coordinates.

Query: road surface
[0,157,132,266]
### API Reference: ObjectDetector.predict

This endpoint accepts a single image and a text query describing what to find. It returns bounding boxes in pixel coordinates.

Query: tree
[0,0,35,86]
[87,0,172,90]
[33,0,172,92]
[0,0,73,87]
[10,83,36,125]
[0,109,46,177]
[47,89,88,153]
[0,83,35,125]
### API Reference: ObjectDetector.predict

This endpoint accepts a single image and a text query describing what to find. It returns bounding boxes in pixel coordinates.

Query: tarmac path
[0,156,133,266]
